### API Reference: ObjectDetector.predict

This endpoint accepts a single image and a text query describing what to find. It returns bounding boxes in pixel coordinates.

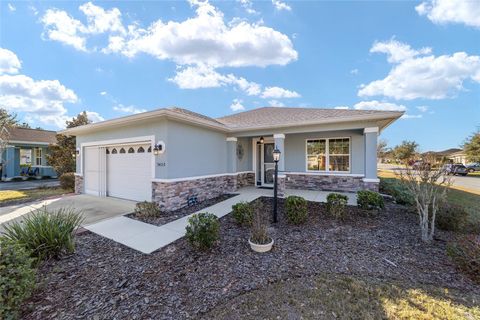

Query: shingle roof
[216,107,402,130]
[168,107,227,127]
[7,127,57,144]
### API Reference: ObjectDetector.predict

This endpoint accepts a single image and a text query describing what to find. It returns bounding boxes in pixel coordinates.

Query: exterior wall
[285,173,378,192]
[152,172,255,211]
[283,130,365,175]
[1,145,55,179]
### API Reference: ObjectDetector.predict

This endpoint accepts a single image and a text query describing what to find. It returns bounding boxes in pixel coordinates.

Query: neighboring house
[1,127,57,181]
[63,107,403,211]
[448,150,467,165]
[422,148,462,164]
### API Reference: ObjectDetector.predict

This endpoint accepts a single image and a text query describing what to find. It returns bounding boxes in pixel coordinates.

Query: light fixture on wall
[259,136,264,144]
[153,141,165,156]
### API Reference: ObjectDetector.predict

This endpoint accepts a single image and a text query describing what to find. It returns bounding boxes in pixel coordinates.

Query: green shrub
[185,212,220,250]
[447,235,480,283]
[0,238,36,320]
[357,190,384,210]
[436,202,469,232]
[2,207,84,260]
[379,178,414,206]
[134,201,161,218]
[59,172,75,190]
[326,193,349,219]
[232,202,254,226]
[285,196,308,225]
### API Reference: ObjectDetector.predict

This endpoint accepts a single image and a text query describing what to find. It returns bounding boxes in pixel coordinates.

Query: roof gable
[7,127,57,144]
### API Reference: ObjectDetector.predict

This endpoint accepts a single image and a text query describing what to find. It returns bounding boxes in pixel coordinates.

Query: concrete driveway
[0,194,136,232]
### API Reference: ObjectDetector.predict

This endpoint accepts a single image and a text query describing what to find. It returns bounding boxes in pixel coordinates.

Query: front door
[261,143,275,187]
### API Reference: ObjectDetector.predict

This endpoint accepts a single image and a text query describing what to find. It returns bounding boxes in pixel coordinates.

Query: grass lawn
[0,187,70,206]
[206,274,480,319]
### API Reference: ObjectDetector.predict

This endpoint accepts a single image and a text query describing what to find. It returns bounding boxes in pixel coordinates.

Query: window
[306,138,350,172]
[137,146,145,153]
[111,148,118,154]
[35,148,42,166]
[128,147,135,153]
[147,146,152,153]
[19,149,32,165]
[119,148,126,154]
[106,149,110,154]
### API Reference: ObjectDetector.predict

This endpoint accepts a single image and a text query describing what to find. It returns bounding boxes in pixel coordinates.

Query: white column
[274,134,285,172]
[226,137,237,173]
[363,127,379,182]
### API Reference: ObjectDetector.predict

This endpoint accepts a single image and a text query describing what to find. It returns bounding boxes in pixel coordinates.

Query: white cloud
[417,106,429,112]
[113,104,147,114]
[359,41,480,100]
[272,0,291,11]
[0,48,21,74]
[268,100,285,107]
[8,3,15,12]
[416,0,480,28]
[237,0,258,15]
[350,69,359,75]
[0,48,80,128]
[353,100,407,111]
[29,5,39,16]
[79,2,126,34]
[230,99,245,111]
[401,114,423,119]
[85,111,104,122]
[370,39,431,63]
[100,91,107,96]
[41,9,88,51]
[261,86,300,99]
[334,106,350,110]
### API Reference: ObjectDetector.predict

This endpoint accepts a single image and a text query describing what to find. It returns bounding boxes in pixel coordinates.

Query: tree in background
[377,139,390,163]
[0,109,18,175]
[463,130,480,163]
[47,112,90,176]
[392,140,419,164]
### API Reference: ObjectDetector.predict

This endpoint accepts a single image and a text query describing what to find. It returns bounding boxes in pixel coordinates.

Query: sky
[0,0,479,152]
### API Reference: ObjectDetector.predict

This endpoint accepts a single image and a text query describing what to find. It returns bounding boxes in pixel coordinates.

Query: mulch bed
[127,194,237,226]
[21,198,479,319]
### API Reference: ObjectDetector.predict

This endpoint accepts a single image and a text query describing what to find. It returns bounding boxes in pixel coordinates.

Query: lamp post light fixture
[272,147,281,223]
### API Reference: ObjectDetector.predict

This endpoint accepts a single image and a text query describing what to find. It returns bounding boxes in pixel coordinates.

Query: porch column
[274,134,285,172]
[364,127,379,182]
[226,137,237,173]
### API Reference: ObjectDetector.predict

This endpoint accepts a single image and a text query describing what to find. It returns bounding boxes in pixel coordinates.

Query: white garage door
[106,144,152,201]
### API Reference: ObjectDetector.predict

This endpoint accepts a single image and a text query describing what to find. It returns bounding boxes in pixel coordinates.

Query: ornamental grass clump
[185,212,220,251]
[285,196,308,225]
[134,201,162,218]
[2,207,84,261]
[250,202,270,245]
[326,193,349,220]
[232,201,254,226]
[0,238,36,320]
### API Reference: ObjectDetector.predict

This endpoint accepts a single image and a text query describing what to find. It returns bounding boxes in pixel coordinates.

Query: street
[0,179,60,191]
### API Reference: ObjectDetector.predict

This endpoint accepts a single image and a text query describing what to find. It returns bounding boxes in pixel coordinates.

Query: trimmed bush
[185,212,220,250]
[357,190,384,210]
[59,172,75,190]
[134,201,161,218]
[379,178,414,206]
[0,238,36,319]
[326,193,349,219]
[232,202,254,226]
[2,207,84,260]
[285,196,308,225]
[436,202,469,233]
[447,235,480,283]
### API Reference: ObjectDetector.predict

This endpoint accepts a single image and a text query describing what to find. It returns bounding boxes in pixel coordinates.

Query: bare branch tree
[396,155,451,242]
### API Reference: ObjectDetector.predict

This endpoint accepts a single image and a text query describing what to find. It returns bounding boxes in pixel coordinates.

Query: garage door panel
[84,147,100,195]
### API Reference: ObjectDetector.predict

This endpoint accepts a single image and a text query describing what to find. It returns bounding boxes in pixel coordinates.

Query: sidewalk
[85,187,356,254]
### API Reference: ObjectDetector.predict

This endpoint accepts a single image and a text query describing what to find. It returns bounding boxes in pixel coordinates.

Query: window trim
[35,148,42,166]
[305,137,351,173]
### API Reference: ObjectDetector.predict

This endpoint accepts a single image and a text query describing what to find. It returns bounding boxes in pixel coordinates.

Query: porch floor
[85,187,357,254]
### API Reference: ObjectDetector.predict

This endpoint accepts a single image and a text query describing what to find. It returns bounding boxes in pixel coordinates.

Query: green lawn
[0,187,70,206]
[205,274,480,320]
[446,188,480,227]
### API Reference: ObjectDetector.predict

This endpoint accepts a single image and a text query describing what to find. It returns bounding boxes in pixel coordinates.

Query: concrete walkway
[85,187,357,254]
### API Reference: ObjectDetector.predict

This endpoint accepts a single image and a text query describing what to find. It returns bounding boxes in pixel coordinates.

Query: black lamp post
[272,147,281,223]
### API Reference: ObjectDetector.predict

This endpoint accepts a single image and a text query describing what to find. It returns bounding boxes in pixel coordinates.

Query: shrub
[436,202,469,232]
[2,207,84,260]
[134,201,161,218]
[357,190,384,210]
[379,178,414,206]
[0,238,36,319]
[250,202,270,244]
[447,235,480,283]
[185,212,220,250]
[232,202,254,226]
[326,193,349,219]
[285,196,308,224]
[59,172,75,190]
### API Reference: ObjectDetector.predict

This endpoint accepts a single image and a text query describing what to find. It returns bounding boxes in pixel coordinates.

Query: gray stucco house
[63,107,403,211]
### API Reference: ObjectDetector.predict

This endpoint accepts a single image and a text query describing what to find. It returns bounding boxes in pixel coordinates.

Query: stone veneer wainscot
[74,174,84,194]
[284,173,378,193]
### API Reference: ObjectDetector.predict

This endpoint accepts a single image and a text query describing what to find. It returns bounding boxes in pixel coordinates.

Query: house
[422,148,462,164]
[1,127,57,181]
[62,107,403,211]
[448,150,467,165]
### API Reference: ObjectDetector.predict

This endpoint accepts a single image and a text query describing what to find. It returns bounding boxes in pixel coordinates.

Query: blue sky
[0,0,479,151]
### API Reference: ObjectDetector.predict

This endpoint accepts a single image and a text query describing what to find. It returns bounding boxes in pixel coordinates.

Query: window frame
[305,137,351,173]
[35,148,42,166]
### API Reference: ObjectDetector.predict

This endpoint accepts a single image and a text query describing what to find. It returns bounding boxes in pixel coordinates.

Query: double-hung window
[35,148,42,166]
[306,137,350,172]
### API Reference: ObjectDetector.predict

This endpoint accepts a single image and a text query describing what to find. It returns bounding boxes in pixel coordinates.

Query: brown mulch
[127,194,237,226]
[21,198,479,319]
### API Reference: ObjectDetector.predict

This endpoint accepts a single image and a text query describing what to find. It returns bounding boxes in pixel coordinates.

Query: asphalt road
[0,179,60,191]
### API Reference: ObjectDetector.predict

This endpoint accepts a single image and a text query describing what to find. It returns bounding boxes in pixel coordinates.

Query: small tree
[47,112,90,175]
[377,139,390,163]
[0,109,16,175]
[393,140,419,164]
[396,156,451,242]
[463,130,480,163]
